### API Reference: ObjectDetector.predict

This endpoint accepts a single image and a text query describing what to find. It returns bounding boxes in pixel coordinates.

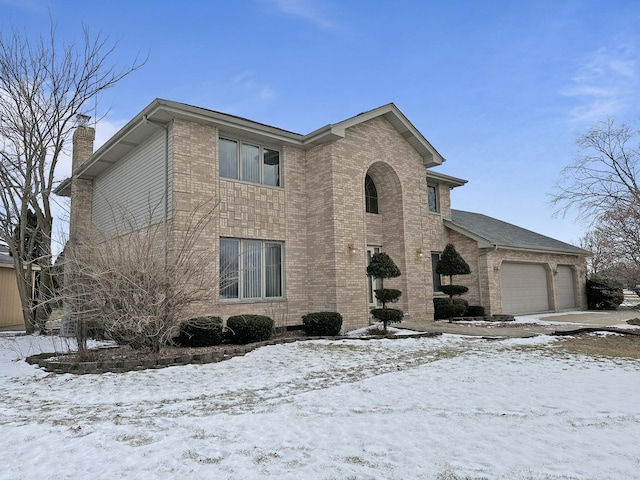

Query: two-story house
[56,99,588,331]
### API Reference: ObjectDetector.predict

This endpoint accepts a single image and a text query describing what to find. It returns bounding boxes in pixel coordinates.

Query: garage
[500,262,550,314]
[557,265,576,310]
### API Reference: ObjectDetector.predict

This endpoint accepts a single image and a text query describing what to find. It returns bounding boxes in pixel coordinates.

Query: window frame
[365,174,379,214]
[427,183,439,213]
[219,136,281,187]
[219,238,285,301]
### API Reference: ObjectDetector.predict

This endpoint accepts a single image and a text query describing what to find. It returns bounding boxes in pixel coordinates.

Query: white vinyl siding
[92,129,171,236]
[500,263,550,314]
[557,266,576,310]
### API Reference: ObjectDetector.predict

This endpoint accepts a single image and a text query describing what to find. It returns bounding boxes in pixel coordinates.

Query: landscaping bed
[26,330,441,374]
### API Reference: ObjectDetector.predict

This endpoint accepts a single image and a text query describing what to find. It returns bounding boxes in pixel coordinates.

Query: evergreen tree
[367,252,403,332]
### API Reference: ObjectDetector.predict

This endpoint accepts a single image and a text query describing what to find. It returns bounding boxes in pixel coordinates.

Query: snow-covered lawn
[1,333,639,479]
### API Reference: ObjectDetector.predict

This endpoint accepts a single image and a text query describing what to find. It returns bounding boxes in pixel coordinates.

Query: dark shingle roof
[445,209,589,255]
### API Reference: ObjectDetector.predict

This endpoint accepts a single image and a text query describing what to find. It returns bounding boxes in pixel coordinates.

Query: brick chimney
[69,115,95,246]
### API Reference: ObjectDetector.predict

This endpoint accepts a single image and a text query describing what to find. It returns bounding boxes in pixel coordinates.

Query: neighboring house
[56,99,588,331]
[0,245,25,329]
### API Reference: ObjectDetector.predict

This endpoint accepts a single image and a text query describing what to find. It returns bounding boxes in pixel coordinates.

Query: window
[365,174,379,214]
[220,238,284,300]
[428,184,438,213]
[431,252,443,292]
[219,138,280,186]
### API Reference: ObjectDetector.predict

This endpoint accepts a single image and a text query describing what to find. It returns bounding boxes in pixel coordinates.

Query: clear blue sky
[3,0,640,245]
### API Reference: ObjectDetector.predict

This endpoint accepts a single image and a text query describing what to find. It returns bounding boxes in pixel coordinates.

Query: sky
[2,0,640,245]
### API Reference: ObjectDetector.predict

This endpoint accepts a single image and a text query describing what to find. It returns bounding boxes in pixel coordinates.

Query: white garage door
[557,266,576,310]
[501,263,550,314]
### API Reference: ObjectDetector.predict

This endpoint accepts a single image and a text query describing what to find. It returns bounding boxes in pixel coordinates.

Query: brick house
[56,100,588,331]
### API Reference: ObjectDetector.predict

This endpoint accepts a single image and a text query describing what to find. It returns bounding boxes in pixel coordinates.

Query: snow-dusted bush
[302,312,343,336]
[176,316,223,347]
[226,315,274,344]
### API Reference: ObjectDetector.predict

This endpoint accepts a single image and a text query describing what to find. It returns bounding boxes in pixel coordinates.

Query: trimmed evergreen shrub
[465,305,486,317]
[226,315,274,344]
[302,312,343,336]
[433,297,469,308]
[586,278,624,310]
[440,285,469,297]
[176,316,223,347]
[434,303,466,320]
[370,308,404,325]
[374,288,402,305]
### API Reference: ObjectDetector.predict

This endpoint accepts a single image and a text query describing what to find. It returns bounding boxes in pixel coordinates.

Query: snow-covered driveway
[1,333,639,479]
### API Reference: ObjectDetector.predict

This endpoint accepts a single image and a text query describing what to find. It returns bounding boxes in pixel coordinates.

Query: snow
[1,333,640,479]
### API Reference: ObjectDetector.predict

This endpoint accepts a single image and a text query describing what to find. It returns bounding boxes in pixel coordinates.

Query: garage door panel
[501,263,550,315]
[557,266,576,310]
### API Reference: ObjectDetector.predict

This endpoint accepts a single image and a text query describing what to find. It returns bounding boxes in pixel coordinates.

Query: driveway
[400,308,640,338]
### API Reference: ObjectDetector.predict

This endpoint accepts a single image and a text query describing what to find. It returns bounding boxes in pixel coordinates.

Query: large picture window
[220,238,284,300]
[219,137,281,187]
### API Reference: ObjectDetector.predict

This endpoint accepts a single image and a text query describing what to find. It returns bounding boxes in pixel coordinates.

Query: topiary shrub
[434,302,466,320]
[435,244,471,314]
[176,316,223,347]
[433,297,468,319]
[465,305,485,317]
[366,252,404,332]
[370,308,404,325]
[226,315,274,344]
[302,312,343,336]
[586,278,624,310]
[433,297,469,308]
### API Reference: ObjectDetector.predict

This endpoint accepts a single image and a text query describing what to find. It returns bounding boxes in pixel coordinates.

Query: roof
[0,253,13,267]
[444,209,589,255]
[55,100,444,196]
[426,170,468,188]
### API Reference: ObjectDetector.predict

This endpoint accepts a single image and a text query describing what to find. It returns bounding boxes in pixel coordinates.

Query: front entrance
[367,246,382,307]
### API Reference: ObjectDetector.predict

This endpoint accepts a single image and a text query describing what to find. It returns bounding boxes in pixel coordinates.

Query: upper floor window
[428,184,439,213]
[219,138,281,187]
[365,174,379,214]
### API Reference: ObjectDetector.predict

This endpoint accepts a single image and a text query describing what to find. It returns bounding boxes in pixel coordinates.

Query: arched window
[365,174,379,214]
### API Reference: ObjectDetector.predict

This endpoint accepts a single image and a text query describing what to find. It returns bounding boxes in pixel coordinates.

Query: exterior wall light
[416,247,424,259]
[348,242,357,254]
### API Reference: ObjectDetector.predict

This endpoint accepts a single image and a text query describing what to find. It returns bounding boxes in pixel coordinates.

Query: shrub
[433,297,469,308]
[434,303,466,320]
[586,278,624,310]
[627,318,640,326]
[370,308,404,325]
[302,312,343,336]
[374,288,402,305]
[440,285,469,297]
[226,315,274,344]
[465,305,485,317]
[176,316,223,347]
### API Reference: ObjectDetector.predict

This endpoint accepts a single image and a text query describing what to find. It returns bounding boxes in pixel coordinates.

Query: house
[56,100,588,331]
[0,245,26,329]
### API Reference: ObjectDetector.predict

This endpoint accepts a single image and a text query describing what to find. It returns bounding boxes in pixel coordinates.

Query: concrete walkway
[399,309,640,338]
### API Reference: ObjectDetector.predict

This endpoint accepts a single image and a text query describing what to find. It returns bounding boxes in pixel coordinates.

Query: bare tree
[62,199,220,357]
[0,20,145,333]
[552,118,640,223]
